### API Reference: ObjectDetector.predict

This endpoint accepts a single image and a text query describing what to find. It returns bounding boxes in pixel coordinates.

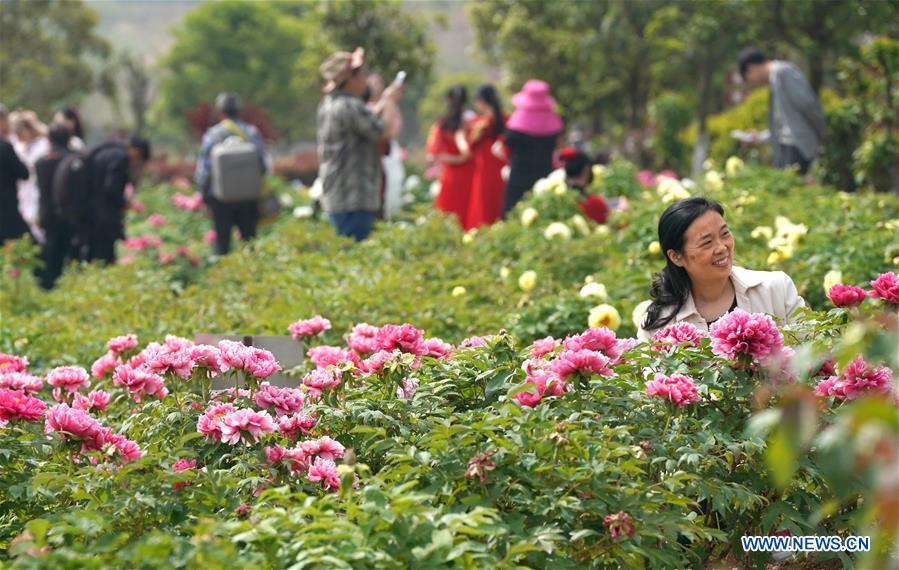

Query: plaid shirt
[316,90,384,213]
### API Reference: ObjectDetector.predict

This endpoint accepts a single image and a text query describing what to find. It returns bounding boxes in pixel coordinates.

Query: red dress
[466,115,507,229]
[428,122,475,228]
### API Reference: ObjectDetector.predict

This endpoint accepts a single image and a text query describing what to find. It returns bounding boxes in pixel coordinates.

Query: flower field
[1,161,898,567]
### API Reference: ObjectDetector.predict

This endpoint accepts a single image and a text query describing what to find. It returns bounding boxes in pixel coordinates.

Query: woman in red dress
[427,85,474,228]
[465,84,507,230]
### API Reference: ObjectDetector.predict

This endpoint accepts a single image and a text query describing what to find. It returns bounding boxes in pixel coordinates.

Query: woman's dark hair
[561,149,591,179]
[58,106,84,139]
[439,85,467,132]
[48,124,71,149]
[643,197,726,331]
[475,84,504,138]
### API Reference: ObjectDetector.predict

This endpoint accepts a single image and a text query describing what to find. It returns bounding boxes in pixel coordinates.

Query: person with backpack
[0,104,31,245]
[36,124,73,288]
[53,136,151,264]
[195,92,267,255]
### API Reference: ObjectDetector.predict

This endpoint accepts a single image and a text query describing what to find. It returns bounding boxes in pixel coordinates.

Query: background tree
[120,53,152,135]
[156,0,306,141]
[0,0,109,117]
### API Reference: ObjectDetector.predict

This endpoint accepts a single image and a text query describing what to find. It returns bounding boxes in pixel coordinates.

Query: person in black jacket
[35,124,73,288]
[0,104,32,245]
[84,136,150,263]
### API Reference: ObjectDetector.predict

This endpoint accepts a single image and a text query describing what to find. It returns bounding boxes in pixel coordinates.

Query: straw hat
[507,79,563,136]
[320,47,366,93]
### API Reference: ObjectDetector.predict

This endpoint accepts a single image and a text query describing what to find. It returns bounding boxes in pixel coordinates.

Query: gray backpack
[210,120,262,203]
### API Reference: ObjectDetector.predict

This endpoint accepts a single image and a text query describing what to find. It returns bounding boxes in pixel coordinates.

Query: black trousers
[208,198,259,255]
[38,222,75,289]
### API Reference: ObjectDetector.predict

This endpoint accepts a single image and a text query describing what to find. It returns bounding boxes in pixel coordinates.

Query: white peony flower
[544,222,573,240]
[579,282,608,300]
[520,207,539,227]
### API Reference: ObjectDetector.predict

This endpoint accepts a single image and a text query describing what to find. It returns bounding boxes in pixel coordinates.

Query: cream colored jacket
[637,266,805,341]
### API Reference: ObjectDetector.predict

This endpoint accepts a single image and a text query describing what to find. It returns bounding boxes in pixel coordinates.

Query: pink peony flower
[112,364,167,402]
[357,349,400,375]
[108,433,142,463]
[827,284,868,308]
[107,334,138,354]
[869,272,899,305]
[219,409,276,445]
[814,356,894,401]
[243,347,281,379]
[197,403,235,442]
[0,389,47,422]
[637,170,657,187]
[203,229,217,244]
[530,336,559,359]
[172,458,197,472]
[171,192,204,212]
[424,338,454,359]
[265,444,308,473]
[306,456,341,490]
[44,404,109,451]
[73,390,111,413]
[303,368,341,398]
[148,347,195,379]
[761,347,797,384]
[513,372,567,408]
[465,450,497,483]
[550,349,613,381]
[0,372,43,392]
[307,346,359,370]
[218,340,249,369]
[375,324,427,355]
[709,309,784,362]
[645,373,701,407]
[0,353,28,374]
[159,251,176,264]
[253,383,304,416]
[276,412,317,439]
[303,436,346,461]
[564,328,624,363]
[651,322,708,353]
[459,335,493,349]
[122,235,162,251]
[129,200,146,213]
[346,323,381,355]
[46,366,90,394]
[190,344,228,376]
[148,214,167,226]
[91,351,122,380]
[288,316,332,339]
[604,511,636,540]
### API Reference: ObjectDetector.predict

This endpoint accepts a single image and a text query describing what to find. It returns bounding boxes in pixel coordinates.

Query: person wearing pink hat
[500,79,564,214]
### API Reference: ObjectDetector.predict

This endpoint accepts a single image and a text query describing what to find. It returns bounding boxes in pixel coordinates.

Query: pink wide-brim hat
[506,79,564,137]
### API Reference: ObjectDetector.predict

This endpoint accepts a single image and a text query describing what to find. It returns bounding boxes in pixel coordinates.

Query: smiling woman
[638,197,805,340]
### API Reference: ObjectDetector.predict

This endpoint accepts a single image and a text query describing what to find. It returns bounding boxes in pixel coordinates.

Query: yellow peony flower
[767,251,787,266]
[725,156,745,176]
[451,286,466,297]
[588,304,621,331]
[704,170,724,191]
[632,300,652,329]
[553,182,569,196]
[544,222,573,240]
[647,241,661,255]
[570,214,591,236]
[883,219,899,230]
[595,224,611,237]
[702,158,715,171]
[584,275,595,284]
[462,233,475,244]
[579,282,608,300]
[518,270,537,292]
[592,164,606,181]
[823,270,842,293]
[751,226,773,240]
[548,168,566,182]
[520,207,539,227]
[499,266,511,280]
[533,177,552,195]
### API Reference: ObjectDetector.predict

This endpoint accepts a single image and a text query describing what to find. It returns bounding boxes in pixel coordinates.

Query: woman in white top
[10,111,50,243]
[638,197,805,341]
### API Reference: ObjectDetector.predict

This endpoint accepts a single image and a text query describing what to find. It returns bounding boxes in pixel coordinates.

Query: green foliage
[648,93,692,172]
[157,0,308,140]
[0,0,110,118]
